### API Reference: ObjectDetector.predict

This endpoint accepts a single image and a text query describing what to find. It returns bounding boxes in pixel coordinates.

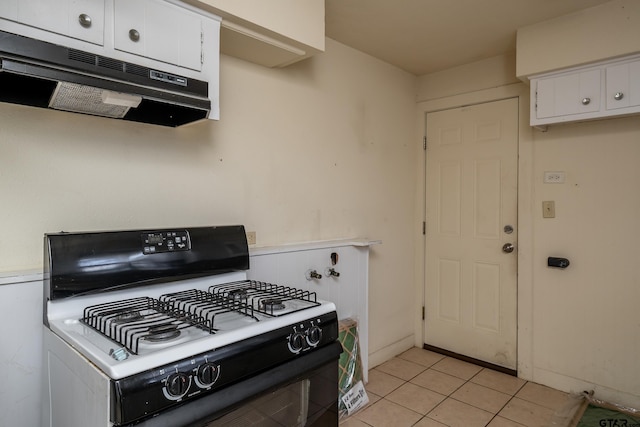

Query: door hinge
[422,306,425,320]
[422,221,426,235]
[423,136,427,150]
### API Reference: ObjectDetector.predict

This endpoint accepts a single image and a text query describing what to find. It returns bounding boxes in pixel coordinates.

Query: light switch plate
[542,201,555,218]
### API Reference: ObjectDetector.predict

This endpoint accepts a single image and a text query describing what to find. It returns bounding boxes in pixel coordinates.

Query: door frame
[414,84,535,380]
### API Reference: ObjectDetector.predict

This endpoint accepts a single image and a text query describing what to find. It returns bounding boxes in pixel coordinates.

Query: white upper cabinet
[605,59,640,111]
[530,54,640,126]
[0,2,18,24]
[535,70,601,119]
[0,0,219,78]
[0,0,104,45]
[114,0,203,71]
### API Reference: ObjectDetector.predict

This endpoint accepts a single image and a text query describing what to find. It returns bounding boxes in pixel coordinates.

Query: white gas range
[42,226,341,427]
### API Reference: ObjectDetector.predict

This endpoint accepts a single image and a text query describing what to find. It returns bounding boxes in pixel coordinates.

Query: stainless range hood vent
[48,82,142,118]
[0,31,213,127]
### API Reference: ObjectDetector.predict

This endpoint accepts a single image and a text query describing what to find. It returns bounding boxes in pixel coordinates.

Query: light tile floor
[340,347,569,427]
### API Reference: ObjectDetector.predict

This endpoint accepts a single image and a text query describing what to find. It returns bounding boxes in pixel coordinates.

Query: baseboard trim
[369,335,415,370]
[423,343,517,377]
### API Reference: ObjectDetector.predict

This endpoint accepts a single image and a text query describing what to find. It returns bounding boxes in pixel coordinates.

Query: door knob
[502,243,515,253]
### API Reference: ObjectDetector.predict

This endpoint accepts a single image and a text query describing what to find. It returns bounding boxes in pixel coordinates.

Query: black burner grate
[80,280,320,356]
[159,289,258,326]
[209,280,320,316]
[81,297,213,355]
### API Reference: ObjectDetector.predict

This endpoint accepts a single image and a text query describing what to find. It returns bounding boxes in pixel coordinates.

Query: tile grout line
[417,365,491,426]
[384,359,486,426]
[483,393,526,427]
[472,369,534,426]
[376,357,449,426]
[360,355,545,427]
[373,358,532,427]
[352,353,570,427]
[467,370,530,427]
[365,359,444,426]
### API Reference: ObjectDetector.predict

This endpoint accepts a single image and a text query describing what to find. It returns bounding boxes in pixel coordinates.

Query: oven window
[205,380,310,427]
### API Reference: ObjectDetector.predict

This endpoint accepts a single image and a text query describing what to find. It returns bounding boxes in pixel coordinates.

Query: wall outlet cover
[544,171,565,183]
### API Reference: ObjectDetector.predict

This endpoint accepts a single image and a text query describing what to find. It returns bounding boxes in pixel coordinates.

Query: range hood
[0,31,211,127]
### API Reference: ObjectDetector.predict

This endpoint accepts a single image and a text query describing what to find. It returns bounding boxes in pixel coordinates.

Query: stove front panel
[113,311,338,425]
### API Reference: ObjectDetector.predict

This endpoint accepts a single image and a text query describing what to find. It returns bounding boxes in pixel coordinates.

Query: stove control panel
[287,319,324,354]
[158,359,221,403]
[141,231,190,255]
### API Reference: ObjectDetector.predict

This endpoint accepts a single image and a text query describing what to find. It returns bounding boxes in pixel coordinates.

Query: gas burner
[112,311,144,324]
[260,298,286,311]
[227,289,248,301]
[143,324,181,342]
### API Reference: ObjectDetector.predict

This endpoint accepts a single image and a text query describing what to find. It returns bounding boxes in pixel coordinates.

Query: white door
[424,98,518,370]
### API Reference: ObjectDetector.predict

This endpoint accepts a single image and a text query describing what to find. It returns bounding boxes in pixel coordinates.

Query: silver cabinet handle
[129,29,140,42]
[614,92,624,101]
[502,243,515,253]
[581,97,591,105]
[78,13,92,28]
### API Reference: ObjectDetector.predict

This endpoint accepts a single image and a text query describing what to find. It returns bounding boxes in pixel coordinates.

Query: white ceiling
[325,0,613,76]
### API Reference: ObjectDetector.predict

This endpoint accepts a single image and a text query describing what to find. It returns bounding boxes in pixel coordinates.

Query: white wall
[514,0,640,408]
[530,117,640,408]
[0,38,418,426]
[417,48,640,408]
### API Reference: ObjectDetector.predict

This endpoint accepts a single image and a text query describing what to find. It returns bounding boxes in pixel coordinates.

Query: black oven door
[126,341,342,427]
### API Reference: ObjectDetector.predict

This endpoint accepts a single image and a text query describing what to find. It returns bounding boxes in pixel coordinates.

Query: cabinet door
[14,0,104,45]
[114,0,202,71]
[606,59,640,110]
[535,69,601,119]
[0,1,18,21]
[66,0,105,45]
